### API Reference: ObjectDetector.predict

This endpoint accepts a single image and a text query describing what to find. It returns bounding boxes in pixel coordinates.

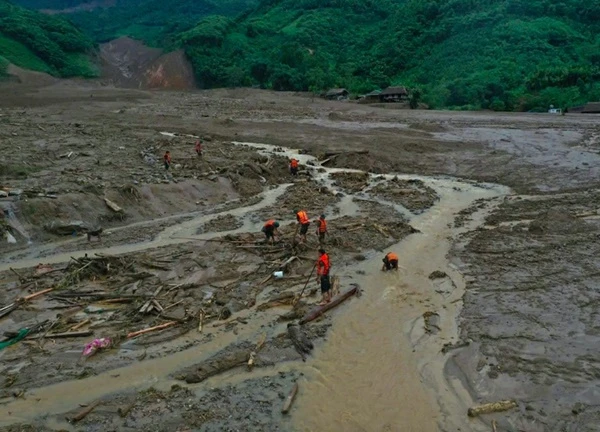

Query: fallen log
[467,400,517,417]
[281,382,299,414]
[127,321,177,339]
[287,323,313,360]
[104,197,122,213]
[278,255,298,270]
[299,286,358,325]
[182,348,250,383]
[69,400,101,423]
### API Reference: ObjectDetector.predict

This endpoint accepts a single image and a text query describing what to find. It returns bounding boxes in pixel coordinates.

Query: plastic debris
[82,337,111,357]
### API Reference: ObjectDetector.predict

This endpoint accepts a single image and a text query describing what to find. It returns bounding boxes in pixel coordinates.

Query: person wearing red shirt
[316,248,331,305]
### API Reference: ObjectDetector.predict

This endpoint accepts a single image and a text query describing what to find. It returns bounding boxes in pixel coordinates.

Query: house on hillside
[379,86,409,102]
[324,88,349,100]
[358,89,381,103]
[570,102,600,113]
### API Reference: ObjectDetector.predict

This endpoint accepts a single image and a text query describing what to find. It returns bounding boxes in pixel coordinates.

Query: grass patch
[0,33,53,74]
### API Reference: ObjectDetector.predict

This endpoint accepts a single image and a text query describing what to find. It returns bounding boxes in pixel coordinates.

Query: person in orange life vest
[382,252,399,271]
[289,158,299,176]
[315,214,327,244]
[316,248,331,305]
[163,151,171,170]
[194,140,203,158]
[294,209,310,243]
[262,219,280,245]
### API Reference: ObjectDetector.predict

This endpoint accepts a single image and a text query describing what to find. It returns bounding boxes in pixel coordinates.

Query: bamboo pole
[127,321,177,339]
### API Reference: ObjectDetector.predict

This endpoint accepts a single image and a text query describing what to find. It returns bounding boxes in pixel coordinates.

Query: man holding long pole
[316,248,331,305]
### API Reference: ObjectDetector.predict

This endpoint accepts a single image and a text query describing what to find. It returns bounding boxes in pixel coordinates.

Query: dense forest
[9,0,600,111]
[179,0,600,110]
[0,0,96,77]
[14,0,257,47]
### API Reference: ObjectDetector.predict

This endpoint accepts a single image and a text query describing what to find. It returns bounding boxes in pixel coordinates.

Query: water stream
[0,139,511,430]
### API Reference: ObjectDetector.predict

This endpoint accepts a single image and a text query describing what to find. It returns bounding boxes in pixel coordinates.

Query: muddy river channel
[1,86,600,432]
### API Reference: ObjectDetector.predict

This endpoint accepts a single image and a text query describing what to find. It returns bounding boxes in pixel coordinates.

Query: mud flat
[2,84,600,431]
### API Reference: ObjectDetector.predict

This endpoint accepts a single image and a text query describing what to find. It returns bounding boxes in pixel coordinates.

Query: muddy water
[0,139,511,430]
[0,183,291,272]
[293,177,509,432]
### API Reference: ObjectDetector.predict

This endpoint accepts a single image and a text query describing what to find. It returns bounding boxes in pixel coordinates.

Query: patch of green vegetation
[178,0,600,110]
[15,0,258,47]
[12,0,600,110]
[0,0,97,77]
[0,54,9,76]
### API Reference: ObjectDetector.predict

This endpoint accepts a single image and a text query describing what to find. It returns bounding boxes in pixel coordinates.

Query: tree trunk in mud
[467,400,517,417]
[299,286,358,324]
[287,323,313,360]
[181,346,252,384]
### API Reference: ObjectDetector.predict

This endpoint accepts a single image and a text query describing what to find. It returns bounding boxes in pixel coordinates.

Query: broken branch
[127,321,177,339]
[281,382,299,414]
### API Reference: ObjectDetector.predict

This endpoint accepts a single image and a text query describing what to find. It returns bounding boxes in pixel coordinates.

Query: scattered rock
[428,270,448,279]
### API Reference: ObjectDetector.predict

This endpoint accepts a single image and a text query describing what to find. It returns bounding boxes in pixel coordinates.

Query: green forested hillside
[181,0,600,110]
[0,0,96,77]
[14,0,257,47]
[9,0,600,110]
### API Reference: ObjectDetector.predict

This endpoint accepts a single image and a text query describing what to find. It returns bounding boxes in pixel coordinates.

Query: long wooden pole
[293,263,316,306]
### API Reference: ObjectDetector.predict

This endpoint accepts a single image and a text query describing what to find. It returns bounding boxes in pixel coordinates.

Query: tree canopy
[0,0,96,77]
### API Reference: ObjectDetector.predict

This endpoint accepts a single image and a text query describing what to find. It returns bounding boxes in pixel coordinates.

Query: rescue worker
[163,151,172,171]
[194,140,203,158]
[294,209,310,243]
[382,251,399,271]
[316,248,331,305]
[289,158,299,176]
[262,219,280,244]
[315,214,327,244]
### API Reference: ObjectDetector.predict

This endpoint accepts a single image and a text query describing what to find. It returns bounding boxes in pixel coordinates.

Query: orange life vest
[386,252,398,261]
[264,219,276,229]
[296,210,309,225]
[290,159,299,168]
[317,253,330,276]
[317,218,327,233]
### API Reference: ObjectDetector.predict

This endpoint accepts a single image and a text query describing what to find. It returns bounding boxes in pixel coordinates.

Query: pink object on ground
[82,338,111,356]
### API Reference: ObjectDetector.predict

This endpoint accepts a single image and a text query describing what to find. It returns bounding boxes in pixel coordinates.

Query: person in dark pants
[316,248,331,305]
[381,252,399,271]
[315,214,327,244]
[294,209,310,243]
[289,158,299,176]
[194,140,203,157]
[262,219,280,245]
[163,151,171,170]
